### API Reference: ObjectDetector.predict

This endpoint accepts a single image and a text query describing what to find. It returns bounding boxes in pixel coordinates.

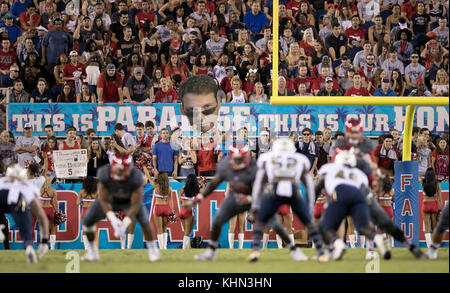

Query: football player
[81,153,160,262]
[331,119,425,259]
[191,145,305,261]
[0,164,49,263]
[315,149,387,260]
[248,138,328,262]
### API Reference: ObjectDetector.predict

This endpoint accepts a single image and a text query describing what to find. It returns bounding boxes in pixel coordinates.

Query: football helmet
[345,118,364,146]
[272,137,296,154]
[334,148,357,167]
[229,145,250,171]
[110,153,133,181]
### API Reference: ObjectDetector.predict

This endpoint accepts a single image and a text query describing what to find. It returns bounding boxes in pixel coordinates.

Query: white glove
[106,212,123,238]
[118,216,132,238]
[0,224,5,242]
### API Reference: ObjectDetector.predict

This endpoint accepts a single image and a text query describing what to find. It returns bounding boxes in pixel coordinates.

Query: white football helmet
[272,137,296,154]
[334,149,357,167]
[6,164,28,181]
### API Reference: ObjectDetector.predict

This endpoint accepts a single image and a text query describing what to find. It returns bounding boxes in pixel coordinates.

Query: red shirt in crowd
[97,72,124,102]
[311,76,340,92]
[136,10,156,28]
[431,150,449,178]
[293,76,313,93]
[154,88,179,103]
[299,40,315,56]
[373,144,399,172]
[344,86,370,96]
[243,81,255,95]
[19,12,41,30]
[196,148,220,173]
[220,76,233,93]
[62,62,86,87]
[286,0,302,17]
[401,1,418,19]
[345,26,366,46]
[0,50,18,70]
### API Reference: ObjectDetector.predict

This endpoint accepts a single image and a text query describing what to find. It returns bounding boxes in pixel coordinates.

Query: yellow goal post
[270,0,449,161]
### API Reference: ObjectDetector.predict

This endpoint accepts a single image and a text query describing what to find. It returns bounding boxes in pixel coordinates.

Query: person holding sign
[59,127,80,150]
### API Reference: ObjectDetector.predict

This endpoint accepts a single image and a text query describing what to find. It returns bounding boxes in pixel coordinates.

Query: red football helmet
[345,118,363,146]
[111,153,133,181]
[229,145,250,171]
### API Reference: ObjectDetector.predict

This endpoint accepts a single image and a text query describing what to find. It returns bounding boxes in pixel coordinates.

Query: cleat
[411,245,427,259]
[383,237,392,260]
[290,248,308,261]
[332,239,346,260]
[26,246,38,264]
[149,249,161,262]
[37,243,49,259]
[81,249,100,261]
[317,251,330,263]
[248,251,260,262]
[374,234,387,259]
[365,249,376,260]
[426,247,438,260]
[194,249,217,261]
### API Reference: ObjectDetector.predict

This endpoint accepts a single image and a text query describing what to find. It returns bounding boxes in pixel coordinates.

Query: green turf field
[0,248,448,273]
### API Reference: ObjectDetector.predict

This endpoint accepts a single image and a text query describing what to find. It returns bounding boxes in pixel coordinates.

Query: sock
[228,233,234,249]
[120,235,126,249]
[82,235,89,250]
[262,233,269,249]
[88,240,97,252]
[238,233,244,249]
[127,234,134,249]
[366,240,374,251]
[276,234,283,248]
[308,225,324,253]
[348,234,356,248]
[251,225,264,251]
[207,240,218,250]
[183,236,191,249]
[50,234,56,250]
[289,234,295,246]
[157,234,164,249]
[146,240,158,250]
[425,233,432,248]
[163,233,168,249]
[359,235,366,248]
[429,242,439,250]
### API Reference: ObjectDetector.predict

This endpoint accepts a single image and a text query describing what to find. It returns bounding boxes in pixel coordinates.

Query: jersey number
[335,171,355,180]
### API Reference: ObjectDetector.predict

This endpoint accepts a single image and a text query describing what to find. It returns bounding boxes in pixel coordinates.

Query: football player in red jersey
[330,119,426,259]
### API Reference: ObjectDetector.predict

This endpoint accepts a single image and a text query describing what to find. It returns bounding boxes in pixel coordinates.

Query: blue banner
[394,161,420,247]
[7,103,449,137]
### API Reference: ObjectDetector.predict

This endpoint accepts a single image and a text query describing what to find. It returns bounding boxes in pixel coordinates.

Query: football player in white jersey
[248,138,328,262]
[0,164,49,263]
[315,149,387,260]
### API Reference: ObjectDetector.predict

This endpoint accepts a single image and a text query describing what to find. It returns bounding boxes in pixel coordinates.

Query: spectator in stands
[227,76,247,103]
[354,42,373,71]
[404,52,426,94]
[154,77,179,103]
[374,134,399,176]
[289,130,299,143]
[97,63,124,106]
[9,79,29,103]
[10,0,31,22]
[315,130,330,171]
[325,22,348,63]
[57,83,76,103]
[86,137,108,177]
[388,68,405,96]
[432,69,449,96]
[367,15,385,45]
[357,0,380,23]
[319,14,333,44]
[297,82,314,96]
[14,122,40,167]
[152,128,178,178]
[73,15,102,57]
[393,28,414,64]
[374,77,397,96]
[318,77,342,96]
[243,0,268,43]
[206,26,228,61]
[19,4,40,31]
[40,124,55,152]
[164,53,190,83]
[111,11,137,43]
[1,63,19,88]
[432,17,448,47]
[59,126,80,150]
[2,12,22,44]
[345,15,366,57]
[76,82,96,103]
[0,130,16,174]
[344,72,370,96]
[359,53,378,91]
[0,38,18,77]
[431,137,449,182]
[411,1,430,51]
[295,127,319,174]
[30,78,52,103]
[145,121,161,152]
[41,17,73,72]
[124,66,154,105]
[417,134,432,177]
[382,46,405,79]
[409,77,432,96]
[178,137,197,178]
[114,123,136,155]
[196,131,221,177]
